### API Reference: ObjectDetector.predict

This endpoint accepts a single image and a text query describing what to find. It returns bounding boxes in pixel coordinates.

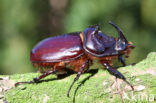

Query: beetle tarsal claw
[125,80,134,91]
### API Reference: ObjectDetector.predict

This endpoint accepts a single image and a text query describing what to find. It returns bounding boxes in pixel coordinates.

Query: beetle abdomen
[30,33,84,62]
[32,54,89,73]
[32,61,67,74]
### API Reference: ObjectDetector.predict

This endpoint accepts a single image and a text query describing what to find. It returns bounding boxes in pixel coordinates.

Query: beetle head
[83,22,135,57]
[109,21,135,57]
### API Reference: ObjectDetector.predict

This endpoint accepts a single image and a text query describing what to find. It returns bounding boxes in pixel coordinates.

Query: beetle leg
[103,62,134,90]
[15,69,57,86]
[118,56,126,66]
[33,69,57,82]
[67,60,89,97]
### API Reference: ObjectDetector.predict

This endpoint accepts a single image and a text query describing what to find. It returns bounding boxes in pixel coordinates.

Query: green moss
[2,52,156,103]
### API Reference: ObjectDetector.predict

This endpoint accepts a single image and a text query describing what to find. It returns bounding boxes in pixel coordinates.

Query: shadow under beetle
[15,21,135,97]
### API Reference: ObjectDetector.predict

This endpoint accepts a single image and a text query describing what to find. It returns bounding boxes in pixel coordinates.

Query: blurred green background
[0,0,156,74]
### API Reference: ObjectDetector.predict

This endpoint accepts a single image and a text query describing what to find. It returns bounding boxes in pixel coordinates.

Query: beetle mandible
[15,21,135,97]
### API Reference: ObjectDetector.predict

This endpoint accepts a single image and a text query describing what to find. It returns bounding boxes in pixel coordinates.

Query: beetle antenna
[109,21,128,43]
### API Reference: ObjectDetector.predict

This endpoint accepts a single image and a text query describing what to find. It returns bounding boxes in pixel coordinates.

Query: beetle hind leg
[33,69,57,83]
[15,69,57,87]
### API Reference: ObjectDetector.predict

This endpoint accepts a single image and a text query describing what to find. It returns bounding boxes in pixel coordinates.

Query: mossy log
[1,52,156,103]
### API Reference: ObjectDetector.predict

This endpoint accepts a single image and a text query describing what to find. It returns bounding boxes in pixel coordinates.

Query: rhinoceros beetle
[15,21,135,97]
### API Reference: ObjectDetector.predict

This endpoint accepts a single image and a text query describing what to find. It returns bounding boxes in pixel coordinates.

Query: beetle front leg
[118,56,126,66]
[67,60,89,97]
[103,62,134,90]
[15,70,57,86]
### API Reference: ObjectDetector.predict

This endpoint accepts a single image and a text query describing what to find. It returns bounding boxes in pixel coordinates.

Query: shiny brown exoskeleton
[15,21,135,97]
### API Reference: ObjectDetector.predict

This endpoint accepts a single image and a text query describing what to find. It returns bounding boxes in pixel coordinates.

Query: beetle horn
[109,21,128,44]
